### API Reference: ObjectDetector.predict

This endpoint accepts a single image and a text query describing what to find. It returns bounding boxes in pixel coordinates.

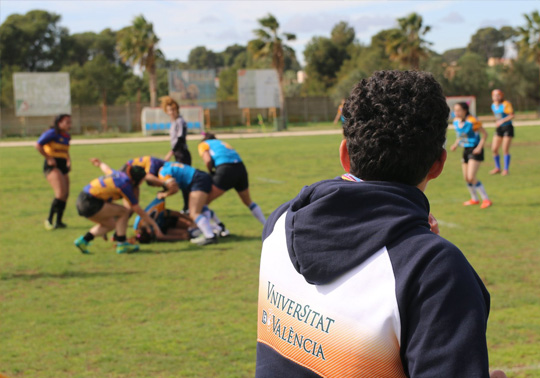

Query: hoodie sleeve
[388,233,490,378]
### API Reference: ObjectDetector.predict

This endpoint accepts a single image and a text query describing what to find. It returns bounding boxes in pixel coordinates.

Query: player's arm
[399,246,490,377]
[156,180,179,200]
[201,150,215,173]
[164,150,174,161]
[496,103,514,126]
[90,158,113,174]
[131,204,164,238]
[473,127,488,155]
[145,173,165,187]
[497,114,514,126]
[333,109,341,124]
[35,143,56,166]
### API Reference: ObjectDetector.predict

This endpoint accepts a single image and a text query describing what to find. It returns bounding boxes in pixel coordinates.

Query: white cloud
[439,12,465,24]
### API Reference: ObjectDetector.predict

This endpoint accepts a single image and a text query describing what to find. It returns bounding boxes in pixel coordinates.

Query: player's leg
[235,163,265,225]
[490,135,502,174]
[45,168,66,229]
[74,200,129,254]
[462,162,479,206]
[501,136,513,175]
[54,173,69,228]
[189,190,217,245]
[468,159,491,208]
[237,188,265,224]
[158,227,189,241]
[205,185,225,204]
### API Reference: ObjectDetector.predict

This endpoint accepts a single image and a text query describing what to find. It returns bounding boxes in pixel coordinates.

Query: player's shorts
[76,191,105,218]
[43,158,69,176]
[213,162,249,192]
[162,212,179,233]
[188,170,213,193]
[496,124,514,137]
[462,147,484,163]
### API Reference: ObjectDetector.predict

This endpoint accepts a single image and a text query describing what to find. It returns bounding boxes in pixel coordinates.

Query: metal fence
[0,97,337,137]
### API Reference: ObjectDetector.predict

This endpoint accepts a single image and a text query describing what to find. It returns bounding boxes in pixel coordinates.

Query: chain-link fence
[0,97,337,137]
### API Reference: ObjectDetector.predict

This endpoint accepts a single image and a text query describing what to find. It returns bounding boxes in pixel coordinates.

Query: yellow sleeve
[198,142,210,157]
[468,116,482,131]
[503,101,514,114]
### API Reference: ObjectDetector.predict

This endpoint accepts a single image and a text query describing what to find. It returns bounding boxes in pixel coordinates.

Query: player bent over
[198,133,265,225]
[157,162,223,246]
[74,159,163,254]
[121,156,166,188]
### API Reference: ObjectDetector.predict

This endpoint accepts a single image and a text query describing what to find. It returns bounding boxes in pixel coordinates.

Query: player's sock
[48,198,60,223]
[494,155,501,170]
[83,232,95,242]
[195,215,214,238]
[116,235,126,243]
[467,183,478,201]
[202,206,212,220]
[475,181,489,200]
[504,154,511,171]
[56,199,66,225]
[249,203,266,225]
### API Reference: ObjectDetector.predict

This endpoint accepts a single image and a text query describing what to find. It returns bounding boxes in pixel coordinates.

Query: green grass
[1,126,539,377]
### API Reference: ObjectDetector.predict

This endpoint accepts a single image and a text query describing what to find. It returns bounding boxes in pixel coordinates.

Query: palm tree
[517,10,540,112]
[251,14,296,130]
[117,15,160,107]
[385,13,432,70]
[517,11,540,68]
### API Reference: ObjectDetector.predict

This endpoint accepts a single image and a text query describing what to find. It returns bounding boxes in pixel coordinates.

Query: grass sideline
[1,127,539,377]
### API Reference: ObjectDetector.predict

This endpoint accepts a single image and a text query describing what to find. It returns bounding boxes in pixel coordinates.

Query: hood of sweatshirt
[278,176,431,285]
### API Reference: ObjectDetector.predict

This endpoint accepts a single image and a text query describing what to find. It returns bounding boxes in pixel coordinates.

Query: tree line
[1,9,539,116]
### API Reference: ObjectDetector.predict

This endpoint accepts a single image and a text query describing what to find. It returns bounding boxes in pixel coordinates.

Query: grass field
[1,126,539,377]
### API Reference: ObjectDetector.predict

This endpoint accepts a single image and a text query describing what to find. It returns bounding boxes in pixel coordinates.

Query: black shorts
[496,124,514,137]
[188,170,213,193]
[76,191,105,218]
[43,158,69,176]
[462,147,484,163]
[213,163,249,192]
[161,212,179,234]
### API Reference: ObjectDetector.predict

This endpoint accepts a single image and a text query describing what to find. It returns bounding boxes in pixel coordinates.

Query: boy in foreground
[255,71,505,377]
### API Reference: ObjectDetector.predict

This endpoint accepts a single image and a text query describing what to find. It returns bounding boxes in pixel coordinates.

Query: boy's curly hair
[159,96,179,113]
[342,70,449,186]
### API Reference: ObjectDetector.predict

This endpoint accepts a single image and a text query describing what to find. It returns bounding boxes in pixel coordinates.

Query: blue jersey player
[198,133,265,225]
[490,89,514,176]
[450,102,492,209]
[157,162,221,246]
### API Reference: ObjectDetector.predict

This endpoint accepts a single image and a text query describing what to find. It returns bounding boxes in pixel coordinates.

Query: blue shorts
[188,170,213,193]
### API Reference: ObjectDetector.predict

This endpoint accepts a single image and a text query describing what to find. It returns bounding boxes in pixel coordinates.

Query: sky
[1,0,538,66]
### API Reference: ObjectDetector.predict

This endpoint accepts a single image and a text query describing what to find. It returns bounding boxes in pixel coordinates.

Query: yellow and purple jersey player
[35,114,72,230]
[74,158,164,254]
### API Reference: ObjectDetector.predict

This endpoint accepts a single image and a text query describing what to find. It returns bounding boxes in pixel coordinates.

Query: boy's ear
[339,140,351,172]
[427,149,447,180]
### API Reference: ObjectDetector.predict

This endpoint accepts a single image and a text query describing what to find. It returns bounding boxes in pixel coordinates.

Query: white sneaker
[190,233,218,246]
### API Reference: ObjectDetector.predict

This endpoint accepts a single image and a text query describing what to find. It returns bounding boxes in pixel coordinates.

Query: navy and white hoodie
[256,176,490,378]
